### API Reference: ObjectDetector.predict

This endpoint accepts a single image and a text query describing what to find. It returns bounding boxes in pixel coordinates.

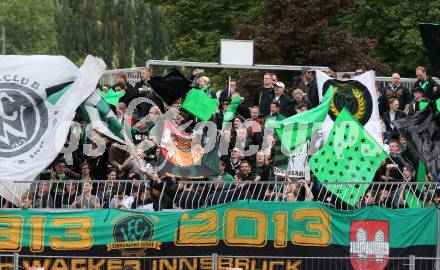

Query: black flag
[148,68,192,105]
[394,101,440,180]
[419,23,440,77]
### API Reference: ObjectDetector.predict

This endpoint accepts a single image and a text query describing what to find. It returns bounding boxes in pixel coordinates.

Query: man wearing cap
[407,87,430,116]
[293,67,319,108]
[380,73,412,115]
[271,81,292,117]
[413,66,439,100]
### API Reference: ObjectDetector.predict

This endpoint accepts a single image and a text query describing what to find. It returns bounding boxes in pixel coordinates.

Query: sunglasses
[306,71,313,74]
[355,72,362,75]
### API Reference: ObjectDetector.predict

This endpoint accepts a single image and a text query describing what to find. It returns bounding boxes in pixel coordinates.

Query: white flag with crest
[316,70,382,145]
[0,55,106,204]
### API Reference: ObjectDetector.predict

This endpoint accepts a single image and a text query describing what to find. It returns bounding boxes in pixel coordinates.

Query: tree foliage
[0,0,58,54]
[236,0,384,73]
[339,0,440,76]
[0,0,438,78]
[54,0,169,68]
[163,0,265,62]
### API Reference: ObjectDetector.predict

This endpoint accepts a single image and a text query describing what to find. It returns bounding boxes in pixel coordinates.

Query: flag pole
[228,76,231,98]
[386,153,425,203]
[386,154,407,180]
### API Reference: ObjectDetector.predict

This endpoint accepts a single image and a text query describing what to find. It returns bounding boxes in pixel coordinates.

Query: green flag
[419,101,429,111]
[309,108,387,206]
[267,86,333,153]
[222,97,243,129]
[98,88,125,106]
[80,91,126,143]
[405,191,424,208]
[405,161,427,208]
[182,88,218,121]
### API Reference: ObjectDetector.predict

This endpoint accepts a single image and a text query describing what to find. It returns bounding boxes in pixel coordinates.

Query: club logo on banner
[350,220,389,270]
[107,214,161,256]
[0,82,48,158]
[322,80,373,125]
[316,70,382,145]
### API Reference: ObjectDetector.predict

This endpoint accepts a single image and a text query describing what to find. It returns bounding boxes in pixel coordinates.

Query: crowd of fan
[7,66,440,210]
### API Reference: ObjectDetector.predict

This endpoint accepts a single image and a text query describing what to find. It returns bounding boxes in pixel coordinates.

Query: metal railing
[0,254,16,270]
[2,180,438,211]
[171,180,439,210]
[1,253,438,270]
[7,179,165,211]
[100,67,143,87]
[99,65,432,92]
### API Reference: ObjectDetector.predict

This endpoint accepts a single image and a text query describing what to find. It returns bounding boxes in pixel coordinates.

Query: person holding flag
[413,66,439,100]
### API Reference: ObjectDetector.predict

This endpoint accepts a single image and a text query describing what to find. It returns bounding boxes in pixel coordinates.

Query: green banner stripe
[47,83,73,105]
[0,200,435,249]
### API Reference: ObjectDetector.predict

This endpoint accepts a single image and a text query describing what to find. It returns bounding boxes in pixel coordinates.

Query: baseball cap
[275,81,285,88]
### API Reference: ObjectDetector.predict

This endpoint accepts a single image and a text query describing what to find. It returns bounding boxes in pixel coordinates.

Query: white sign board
[220,39,254,65]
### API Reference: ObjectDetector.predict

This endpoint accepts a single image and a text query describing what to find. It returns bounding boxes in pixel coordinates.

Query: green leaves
[339,0,440,75]
[0,0,58,55]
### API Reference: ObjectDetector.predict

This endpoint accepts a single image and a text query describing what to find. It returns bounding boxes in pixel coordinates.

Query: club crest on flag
[350,220,389,270]
[158,121,220,178]
[316,70,382,145]
[0,82,48,158]
[322,79,373,125]
[162,128,205,167]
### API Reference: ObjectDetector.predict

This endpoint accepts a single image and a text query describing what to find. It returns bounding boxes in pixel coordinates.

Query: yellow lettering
[217,257,233,270]
[251,259,267,270]
[71,258,86,270]
[292,209,331,246]
[159,259,177,270]
[224,209,267,247]
[108,259,122,270]
[0,215,23,252]
[49,217,93,250]
[0,263,13,270]
[235,258,250,270]
[273,211,288,248]
[29,216,46,253]
[199,257,212,270]
[286,260,302,270]
[175,210,218,246]
[22,259,51,270]
[87,258,105,270]
[51,258,68,270]
[179,258,197,270]
[269,260,284,270]
[124,260,141,270]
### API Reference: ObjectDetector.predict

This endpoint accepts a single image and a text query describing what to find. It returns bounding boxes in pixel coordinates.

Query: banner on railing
[0,200,436,270]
